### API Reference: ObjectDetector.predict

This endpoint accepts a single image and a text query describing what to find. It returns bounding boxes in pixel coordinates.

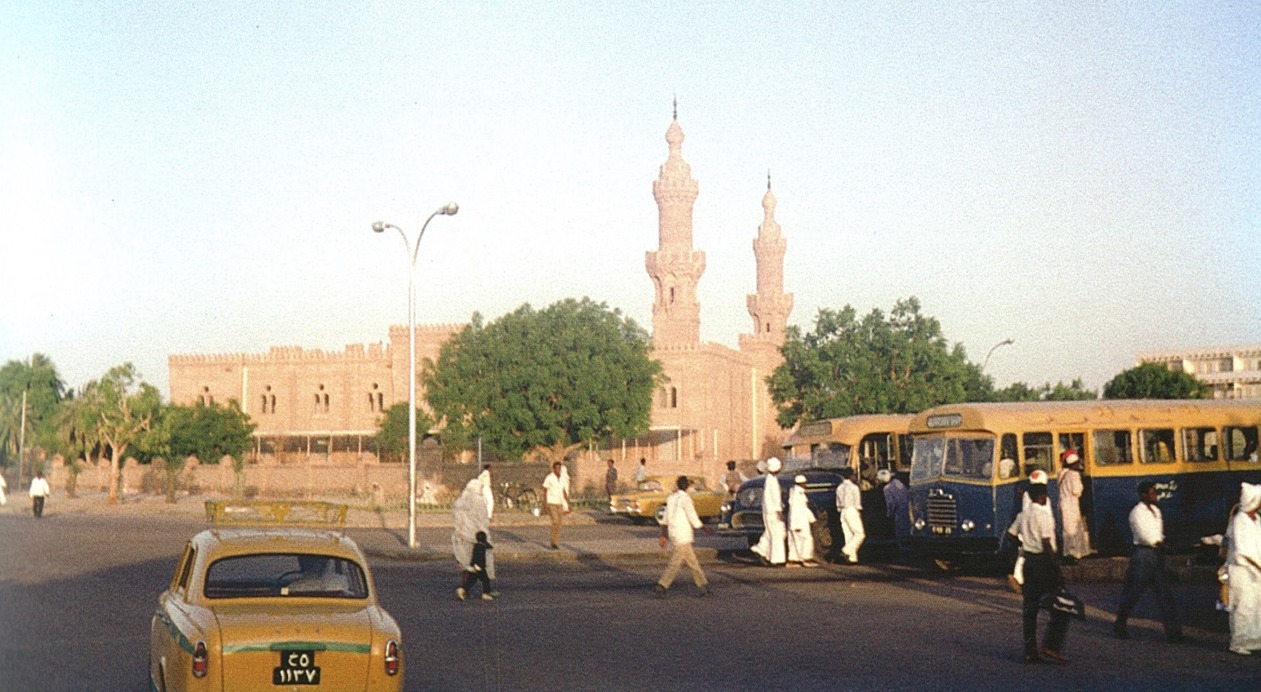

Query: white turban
[1241,482,1261,514]
[766,457,782,474]
[794,475,807,485]
[756,460,767,474]
[876,469,893,484]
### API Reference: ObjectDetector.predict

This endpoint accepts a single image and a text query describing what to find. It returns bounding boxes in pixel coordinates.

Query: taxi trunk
[214,602,375,691]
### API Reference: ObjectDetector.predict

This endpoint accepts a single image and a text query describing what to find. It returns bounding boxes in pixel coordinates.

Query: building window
[261,385,276,415]
[368,383,384,413]
[670,386,678,409]
[199,386,214,406]
[314,384,330,415]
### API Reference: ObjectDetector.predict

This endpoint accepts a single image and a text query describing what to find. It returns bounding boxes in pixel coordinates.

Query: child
[457,531,494,601]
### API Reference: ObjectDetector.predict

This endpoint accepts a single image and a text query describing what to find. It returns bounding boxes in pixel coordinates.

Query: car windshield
[204,553,368,599]
[910,435,995,483]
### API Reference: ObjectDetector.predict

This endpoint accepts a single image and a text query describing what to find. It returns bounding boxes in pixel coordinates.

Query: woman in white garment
[786,475,818,567]
[752,457,787,565]
[1227,482,1261,655]
[452,478,496,597]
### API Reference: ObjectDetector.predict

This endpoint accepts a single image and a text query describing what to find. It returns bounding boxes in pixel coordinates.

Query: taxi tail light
[192,640,208,678]
[385,639,400,676]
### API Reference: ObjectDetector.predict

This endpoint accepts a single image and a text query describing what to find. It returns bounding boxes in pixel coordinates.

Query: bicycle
[497,482,541,513]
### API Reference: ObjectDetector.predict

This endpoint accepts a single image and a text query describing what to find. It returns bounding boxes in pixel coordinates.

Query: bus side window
[1022,432,1055,475]
[1094,429,1133,466]
[1139,428,1177,464]
[897,434,914,473]
[1224,426,1260,462]
[999,433,1018,479]
[1182,427,1218,462]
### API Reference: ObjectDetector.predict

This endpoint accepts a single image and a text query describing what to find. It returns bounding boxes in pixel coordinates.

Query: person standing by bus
[880,469,910,552]
[1014,482,1071,664]
[1114,481,1184,643]
[1058,451,1090,561]
[1226,482,1261,655]
[835,467,864,564]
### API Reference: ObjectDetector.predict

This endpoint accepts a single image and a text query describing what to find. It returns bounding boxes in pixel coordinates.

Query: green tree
[75,364,163,504]
[994,378,1097,402]
[150,400,256,500]
[375,402,436,464]
[0,354,66,472]
[768,297,988,427]
[1103,362,1207,400]
[424,298,662,461]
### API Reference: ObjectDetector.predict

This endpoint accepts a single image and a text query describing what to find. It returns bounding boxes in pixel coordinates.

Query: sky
[2,2,1258,398]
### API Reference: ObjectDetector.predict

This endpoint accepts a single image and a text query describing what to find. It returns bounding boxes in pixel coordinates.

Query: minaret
[645,101,705,349]
[744,173,793,345]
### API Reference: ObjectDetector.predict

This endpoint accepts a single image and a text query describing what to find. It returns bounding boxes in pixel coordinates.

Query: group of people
[746,457,868,568]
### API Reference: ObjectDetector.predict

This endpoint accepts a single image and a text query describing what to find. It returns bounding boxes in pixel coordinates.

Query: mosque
[168,108,794,486]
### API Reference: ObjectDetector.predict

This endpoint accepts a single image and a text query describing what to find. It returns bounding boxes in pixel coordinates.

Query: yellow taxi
[149,501,402,692]
[608,475,725,524]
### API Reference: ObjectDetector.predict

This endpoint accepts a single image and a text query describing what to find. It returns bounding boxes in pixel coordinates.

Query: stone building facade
[1137,345,1261,399]
[168,110,792,493]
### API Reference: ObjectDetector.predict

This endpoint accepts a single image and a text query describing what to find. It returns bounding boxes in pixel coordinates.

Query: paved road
[0,511,1256,691]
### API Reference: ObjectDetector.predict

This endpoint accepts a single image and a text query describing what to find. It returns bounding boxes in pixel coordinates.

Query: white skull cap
[876,469,892,483]
[794,475,807,484]
[1029,469,1048,485]
[767,457,782,473]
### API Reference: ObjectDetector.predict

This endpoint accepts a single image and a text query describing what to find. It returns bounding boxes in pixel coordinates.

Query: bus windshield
[911,435,995,483]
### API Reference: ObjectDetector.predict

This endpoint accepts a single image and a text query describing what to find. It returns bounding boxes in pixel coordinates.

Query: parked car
[609,475,725,524]
[718,466,844,556]
[150,501,403,692]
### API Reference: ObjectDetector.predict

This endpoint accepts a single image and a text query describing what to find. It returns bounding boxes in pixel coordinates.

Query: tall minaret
[745,173,793,345]
[645,101,705,349]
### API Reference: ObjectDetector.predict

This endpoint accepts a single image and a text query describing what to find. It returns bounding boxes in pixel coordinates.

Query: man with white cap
[1226,482,1261,655]
[1059,450,1090,560]
[1009,469,1049,591]
[880,469,910,552]
[835,467,864,564]
[787,475,818,567]
[751,457,787,566]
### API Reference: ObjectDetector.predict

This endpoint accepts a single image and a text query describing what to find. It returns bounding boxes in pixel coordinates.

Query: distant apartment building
[168,109,793,480]
[1137,345,1261,399]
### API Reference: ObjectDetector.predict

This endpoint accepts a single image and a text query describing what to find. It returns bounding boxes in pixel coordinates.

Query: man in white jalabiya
[477,464,495,521]
[786,475,818,567]
[1226,482,1261,655]
[751,457,786,566]
[835,467,864,564]
[452,478,497,599]
[1058,451,1091,560]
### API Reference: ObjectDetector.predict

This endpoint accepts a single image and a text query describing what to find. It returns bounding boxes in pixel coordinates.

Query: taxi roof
[189,527,365,563]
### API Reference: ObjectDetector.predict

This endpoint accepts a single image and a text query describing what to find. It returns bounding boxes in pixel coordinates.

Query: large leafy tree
[0,354,66,469]
[75,363,163,504]
[423,298,662,461]
[374,402,436,464]
[144,400,256,501]
[768,297,988,427]
[1103,362,1207,400]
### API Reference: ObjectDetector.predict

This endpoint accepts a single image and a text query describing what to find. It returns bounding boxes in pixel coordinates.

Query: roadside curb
[363,545,720,565]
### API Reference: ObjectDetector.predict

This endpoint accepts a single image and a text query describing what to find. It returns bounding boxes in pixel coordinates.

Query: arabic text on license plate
[274,650,321,685]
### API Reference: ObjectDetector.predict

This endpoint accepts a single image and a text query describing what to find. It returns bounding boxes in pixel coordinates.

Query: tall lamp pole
[373,202,459,548]
[983,338,1015,372]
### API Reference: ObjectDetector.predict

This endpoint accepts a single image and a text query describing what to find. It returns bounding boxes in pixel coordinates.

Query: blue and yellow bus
[906,400,1261,557]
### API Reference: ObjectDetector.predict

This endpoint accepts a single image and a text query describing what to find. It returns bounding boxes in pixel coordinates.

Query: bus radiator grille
[926,495,957,529]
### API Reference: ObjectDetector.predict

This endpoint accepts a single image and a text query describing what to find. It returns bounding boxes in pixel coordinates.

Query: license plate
[274,650,321,685]
[931,525,953,535]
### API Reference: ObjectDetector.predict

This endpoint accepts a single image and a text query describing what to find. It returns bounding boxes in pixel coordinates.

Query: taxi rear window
[204,553,368,599]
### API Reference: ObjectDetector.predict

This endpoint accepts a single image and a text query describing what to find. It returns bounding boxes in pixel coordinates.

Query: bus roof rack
[204,500,348,528]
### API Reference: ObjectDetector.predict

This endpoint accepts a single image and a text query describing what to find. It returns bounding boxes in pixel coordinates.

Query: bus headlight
[961,519,975,532]
[914,518,926,531]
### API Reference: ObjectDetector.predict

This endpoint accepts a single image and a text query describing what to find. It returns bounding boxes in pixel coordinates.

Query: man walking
[605,459,618,499]
[655,476,712,597]
[835,467,864,564]
[751,457,786,565]
[1114,480,1184,643]
[787,475,818,567]
[28,470,50,518]
[1012,482,1071,664]
[542,462,571,550]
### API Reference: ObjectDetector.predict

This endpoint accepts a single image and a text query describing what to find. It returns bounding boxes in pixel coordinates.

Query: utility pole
[17,388,27,488]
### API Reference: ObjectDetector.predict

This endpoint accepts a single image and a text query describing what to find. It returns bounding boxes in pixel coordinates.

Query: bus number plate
[931,525,953,535]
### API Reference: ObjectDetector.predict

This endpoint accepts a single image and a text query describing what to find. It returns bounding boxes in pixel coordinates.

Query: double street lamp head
[371,202,458,235]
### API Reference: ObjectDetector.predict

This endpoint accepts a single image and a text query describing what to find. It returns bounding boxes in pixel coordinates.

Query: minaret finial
[672,95,677,120]
[767,170,772,190]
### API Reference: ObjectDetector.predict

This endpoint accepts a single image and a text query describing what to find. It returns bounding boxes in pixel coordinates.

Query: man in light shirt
[28,470,51,518]
[835,467,864,564]
[1114,480,1184,643]
[655,475,713,597]
[1010,482,1070,664]
[542,462,571,550]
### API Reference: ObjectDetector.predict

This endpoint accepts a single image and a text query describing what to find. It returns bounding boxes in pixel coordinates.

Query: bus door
[857,431,896,540]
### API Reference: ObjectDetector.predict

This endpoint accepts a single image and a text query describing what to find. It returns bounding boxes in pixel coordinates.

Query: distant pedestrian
[1114,481,1184,643]
[28,470,50,518]
[543,462,571,549]
[1059,451,1090,560]
[605,459,619,498]
[1226,482,1261,655]
[835,467,864,564]
[478,463,495,521]
[787,475,818,567]
[655,475,713,597]
[751,457,786,565]
[723,460,747,500]
[0,471,7,506]
[634,458,648,485]
[452,478,497,600]
[880,469,910,551]
[1011,482,1071,664]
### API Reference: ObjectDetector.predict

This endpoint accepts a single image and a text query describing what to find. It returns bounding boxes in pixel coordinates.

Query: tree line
[1,296,1206,502]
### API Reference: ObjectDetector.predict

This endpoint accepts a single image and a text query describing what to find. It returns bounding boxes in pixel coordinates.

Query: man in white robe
[1227,482,1261,655]
[787,475,818,567]
[1058,452,1090,560]
[835,467,864,564]
[751,457,786,565]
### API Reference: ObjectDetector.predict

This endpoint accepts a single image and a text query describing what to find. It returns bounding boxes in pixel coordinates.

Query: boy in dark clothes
[458,531,495,601]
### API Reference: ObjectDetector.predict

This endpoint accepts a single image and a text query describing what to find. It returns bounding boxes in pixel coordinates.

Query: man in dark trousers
[1010,482,1070,663]
[1114,480,1184,643]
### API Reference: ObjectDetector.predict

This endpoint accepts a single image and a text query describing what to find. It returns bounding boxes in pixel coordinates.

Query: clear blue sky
[2,2,1258,397]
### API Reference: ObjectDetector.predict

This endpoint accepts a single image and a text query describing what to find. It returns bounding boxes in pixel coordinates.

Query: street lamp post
[373,202,459,549]
[983,338,1015,372]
